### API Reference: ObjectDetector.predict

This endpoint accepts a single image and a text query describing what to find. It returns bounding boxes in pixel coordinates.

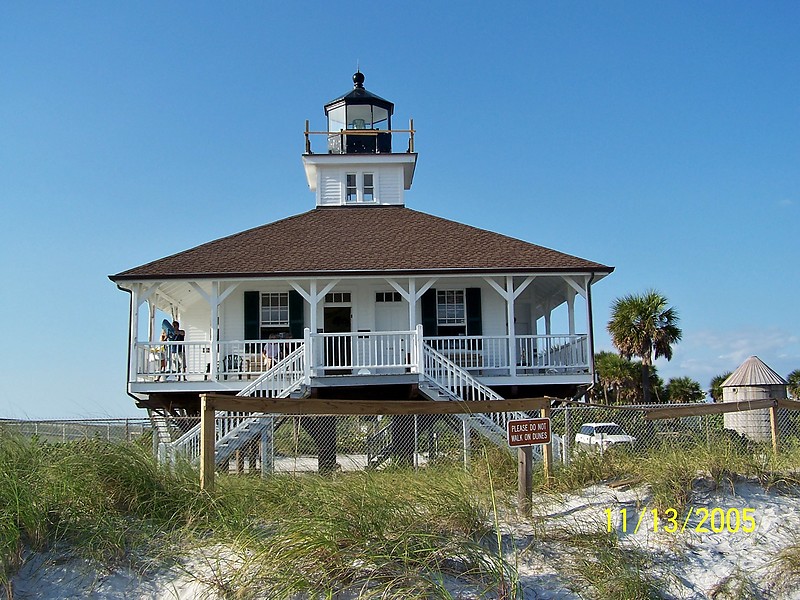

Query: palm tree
[594,351,640,404]
[788,369,800,400]
[607,290,682,404]
[666,376,705,403]
[709,371,732,402]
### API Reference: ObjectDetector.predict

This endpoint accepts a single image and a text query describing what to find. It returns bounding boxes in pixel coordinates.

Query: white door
[374,293,407,372]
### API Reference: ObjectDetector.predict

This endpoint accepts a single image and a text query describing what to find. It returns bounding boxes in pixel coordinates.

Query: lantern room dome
[323,71,394,153]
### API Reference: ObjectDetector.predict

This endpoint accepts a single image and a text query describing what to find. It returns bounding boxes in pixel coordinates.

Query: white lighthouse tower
[302,71,417,207]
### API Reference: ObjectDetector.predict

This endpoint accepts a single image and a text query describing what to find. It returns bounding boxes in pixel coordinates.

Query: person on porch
[172,320,186,380]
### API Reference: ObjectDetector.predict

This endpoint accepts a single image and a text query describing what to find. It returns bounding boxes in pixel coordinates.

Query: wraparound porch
[129,328,590,394]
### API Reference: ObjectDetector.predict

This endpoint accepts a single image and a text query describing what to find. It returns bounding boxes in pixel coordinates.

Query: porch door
[375,294,407,373]
[323,306,351,374]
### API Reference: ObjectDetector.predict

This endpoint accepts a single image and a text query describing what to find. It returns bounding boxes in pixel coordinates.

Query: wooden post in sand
[769,403,780,455]
[541,406,553,485]
[517,446,532,516]
[200,395,216,491]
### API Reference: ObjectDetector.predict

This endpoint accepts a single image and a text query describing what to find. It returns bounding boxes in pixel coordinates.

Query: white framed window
[325,292,352,304]
[344,172,376,203]
[346,173,357,203]
[261,292,289,326]
[363,173,374,202]
[437,290,466,326]
[376,291,402,303]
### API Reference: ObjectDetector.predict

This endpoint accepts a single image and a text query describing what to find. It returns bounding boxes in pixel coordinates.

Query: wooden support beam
[777,398,800,411]
[199,395,553,416]
[200,396,216,491]
[643,399,778,421]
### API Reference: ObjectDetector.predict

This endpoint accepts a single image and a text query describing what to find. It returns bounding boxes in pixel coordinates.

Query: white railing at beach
[515,335,589,372]
[217,339,304,379]
[135,333,589,384]
[423,336,509,371]
[135,341,210,381]
[310,330,416,374]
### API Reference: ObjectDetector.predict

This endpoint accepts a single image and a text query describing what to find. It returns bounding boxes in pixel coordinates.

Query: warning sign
[507,418,551,447]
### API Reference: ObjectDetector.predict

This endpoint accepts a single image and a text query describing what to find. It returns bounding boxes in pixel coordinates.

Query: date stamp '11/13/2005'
[605,507,757,534]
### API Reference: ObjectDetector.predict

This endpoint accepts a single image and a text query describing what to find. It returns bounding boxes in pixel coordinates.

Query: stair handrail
[238,344,306,398]
[422,343,504,403]
[161,345,306,464]
[422,344,556,451]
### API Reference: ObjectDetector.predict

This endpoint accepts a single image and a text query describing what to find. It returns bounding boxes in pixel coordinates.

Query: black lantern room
[324,71,393,154]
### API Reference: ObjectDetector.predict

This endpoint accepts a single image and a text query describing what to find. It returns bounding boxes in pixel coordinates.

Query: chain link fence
[5,404,799,477]
[0,418,152,444]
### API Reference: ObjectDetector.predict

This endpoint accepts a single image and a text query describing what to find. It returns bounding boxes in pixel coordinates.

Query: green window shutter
[466,287,482,336]
[421,288,437,337]
[289,290,305,339]
[244,291,260,340]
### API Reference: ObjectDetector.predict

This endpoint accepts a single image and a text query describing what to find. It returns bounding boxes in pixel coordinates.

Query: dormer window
[363,173,374,201]
[345,172,376,203]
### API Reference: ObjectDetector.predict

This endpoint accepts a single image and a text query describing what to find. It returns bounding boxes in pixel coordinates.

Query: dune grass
[2,430,799,598]
[538,434,800,511]
[0,435,511,599]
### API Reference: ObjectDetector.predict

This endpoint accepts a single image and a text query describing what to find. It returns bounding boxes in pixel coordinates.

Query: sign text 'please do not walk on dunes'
[507,418,551,447]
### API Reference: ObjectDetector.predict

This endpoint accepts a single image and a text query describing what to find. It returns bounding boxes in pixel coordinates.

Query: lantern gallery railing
[131,332,589,384]
[304,119,416,154]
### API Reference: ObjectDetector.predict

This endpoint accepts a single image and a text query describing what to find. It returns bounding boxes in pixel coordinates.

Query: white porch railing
[515,335,589,372]
[309,330,416,375]
[424,336,510,371]
[134,333,589,384]
[135,341,210,381]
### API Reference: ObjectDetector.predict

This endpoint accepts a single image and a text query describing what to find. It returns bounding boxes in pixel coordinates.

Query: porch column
[585,274,596,379]
[309,280,318,334]
[407,278,417,330]
[289,279,340,377]
[148,300,156,342]
[567,287,576,335]
[506,276,517,378]
[485,276,535,378]
[130,285,140,384]
[210,282,219,381]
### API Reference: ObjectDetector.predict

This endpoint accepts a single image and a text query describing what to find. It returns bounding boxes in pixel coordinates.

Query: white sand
[8,480,800,599]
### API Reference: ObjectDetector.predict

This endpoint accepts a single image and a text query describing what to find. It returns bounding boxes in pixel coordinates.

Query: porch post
[304,327,313,380]
[408,278,417,330]
[148,300,156,342]
[585,274,596,379]
[210,281,219,381]
[130,285,140,384]
[415,324,425,375]
[506,276,517,378]
[567,287,576,335]
[309,280,318,334]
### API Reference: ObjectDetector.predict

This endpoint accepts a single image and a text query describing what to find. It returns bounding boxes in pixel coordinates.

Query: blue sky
[1,2,798,418]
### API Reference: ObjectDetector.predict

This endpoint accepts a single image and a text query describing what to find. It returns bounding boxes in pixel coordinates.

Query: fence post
[769,403,780,455]
[563,404,571,465]
[413,415,419,470]
[200,396,216,491]
[517,446,532,516]
[462,418,470,470]
[542,406,553,484]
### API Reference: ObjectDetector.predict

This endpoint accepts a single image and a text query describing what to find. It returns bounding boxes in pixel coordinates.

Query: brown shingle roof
[110,206,613,280]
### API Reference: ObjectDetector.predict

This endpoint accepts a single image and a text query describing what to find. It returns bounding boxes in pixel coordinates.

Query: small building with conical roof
[722,356,788,442]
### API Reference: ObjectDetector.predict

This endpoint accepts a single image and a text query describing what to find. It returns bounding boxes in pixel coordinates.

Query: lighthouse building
[110,72,613,417]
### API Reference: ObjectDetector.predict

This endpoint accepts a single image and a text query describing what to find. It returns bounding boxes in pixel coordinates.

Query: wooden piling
[200,396,216,491]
